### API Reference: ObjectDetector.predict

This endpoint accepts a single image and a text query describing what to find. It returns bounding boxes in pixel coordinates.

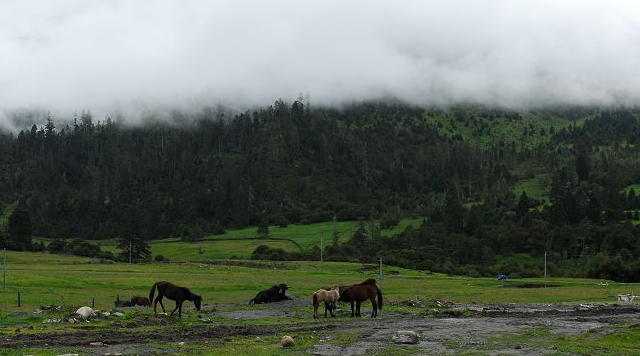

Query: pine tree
[515,192,530,220]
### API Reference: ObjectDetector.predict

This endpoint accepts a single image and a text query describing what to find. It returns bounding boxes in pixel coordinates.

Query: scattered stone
[40,305,62,311]
[102,312,111,317]
[112,312,124,317]
[57,354,79,356]
[281,335,295,347]
[178,341,186,346]
[103,353,123,356]
[199,317,212,323]
[89,341,105,347]
[392,330,419,344]
[76,306,94,319]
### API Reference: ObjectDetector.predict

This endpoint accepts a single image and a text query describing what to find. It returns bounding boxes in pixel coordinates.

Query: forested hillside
[1,101,640,280]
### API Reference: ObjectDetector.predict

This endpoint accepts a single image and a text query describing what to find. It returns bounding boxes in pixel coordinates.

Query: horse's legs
[170,301,180,316]
[330,302,336,317]
[350,301,355,317]
[370,297,377,318]
[313,303,318,319]
[157,297,166,313]
[356,301,362,317]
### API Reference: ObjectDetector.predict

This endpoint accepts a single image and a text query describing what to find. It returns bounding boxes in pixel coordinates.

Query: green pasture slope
[97,218,424,261]
[423,108,589,150]
[0,252,634,312]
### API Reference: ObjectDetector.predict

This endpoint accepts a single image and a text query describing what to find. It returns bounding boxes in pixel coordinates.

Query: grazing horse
[249,284,292,305]
[148,281,202,318]
[339,279,383,318]
[312,285,340,318]
[130,296,151,307]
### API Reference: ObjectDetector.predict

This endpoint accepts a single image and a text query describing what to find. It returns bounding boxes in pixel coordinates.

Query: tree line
[1,102,640,280]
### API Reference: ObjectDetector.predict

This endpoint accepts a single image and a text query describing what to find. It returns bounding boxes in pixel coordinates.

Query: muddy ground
[2,298,639,355]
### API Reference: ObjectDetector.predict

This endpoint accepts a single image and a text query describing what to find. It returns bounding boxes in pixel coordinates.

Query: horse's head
[278,284,289,294]
[331,284,340,291]
[194,295,202,311]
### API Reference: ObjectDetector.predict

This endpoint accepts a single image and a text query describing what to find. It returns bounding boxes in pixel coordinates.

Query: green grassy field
[513,173,549,202]
[424,109,589,150]
[0,252,634,312]
[92,218,424,261]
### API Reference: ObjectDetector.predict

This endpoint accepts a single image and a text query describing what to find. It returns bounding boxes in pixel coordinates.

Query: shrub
[154,254,169,262]
[380,214,401,229]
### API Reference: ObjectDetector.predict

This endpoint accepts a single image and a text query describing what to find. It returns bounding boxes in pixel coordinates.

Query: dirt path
[1,301,638,355]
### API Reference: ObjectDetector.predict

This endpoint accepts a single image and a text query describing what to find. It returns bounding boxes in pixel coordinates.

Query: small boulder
[89,342,105,347]
[112,312,124,317]
[76,306,94,319]
[392,330,419,344]
[281,335,295,347]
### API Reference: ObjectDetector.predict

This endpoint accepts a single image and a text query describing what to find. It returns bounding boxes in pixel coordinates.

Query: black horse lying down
[249,284,292,304]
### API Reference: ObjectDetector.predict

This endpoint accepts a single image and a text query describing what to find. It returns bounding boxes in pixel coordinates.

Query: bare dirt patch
[1,302,638,355]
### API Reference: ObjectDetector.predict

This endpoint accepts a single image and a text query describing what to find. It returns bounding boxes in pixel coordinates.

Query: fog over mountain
[1,0,640,128]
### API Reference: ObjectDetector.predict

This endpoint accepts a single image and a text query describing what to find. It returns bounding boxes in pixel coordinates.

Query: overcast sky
[1,0,640,127]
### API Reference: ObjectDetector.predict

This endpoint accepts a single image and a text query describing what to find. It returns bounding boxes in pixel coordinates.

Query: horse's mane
[180,286,201,300]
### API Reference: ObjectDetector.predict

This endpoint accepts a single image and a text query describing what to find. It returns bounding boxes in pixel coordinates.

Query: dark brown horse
[149,281,202,318]
[130,296,151,307]
[339,279,383,318]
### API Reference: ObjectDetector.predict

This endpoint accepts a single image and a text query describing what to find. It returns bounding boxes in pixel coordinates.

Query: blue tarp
[497,274,507,281]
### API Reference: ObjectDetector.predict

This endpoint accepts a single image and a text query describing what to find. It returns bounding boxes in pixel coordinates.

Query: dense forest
[1,101,640,281]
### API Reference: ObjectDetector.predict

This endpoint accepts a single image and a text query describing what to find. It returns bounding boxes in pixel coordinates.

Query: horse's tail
[376,287,383,310]
[149,282,158,303]
[312,293,318,307]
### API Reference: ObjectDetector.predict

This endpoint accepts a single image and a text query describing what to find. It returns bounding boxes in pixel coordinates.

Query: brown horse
[312,285,340,318]
[149,281,202,318]
[339,279,383,318]
[130,296,151,307]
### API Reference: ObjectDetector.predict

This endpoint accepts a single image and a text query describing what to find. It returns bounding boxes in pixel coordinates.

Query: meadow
[91,218,424,261]
[0,251,634,312]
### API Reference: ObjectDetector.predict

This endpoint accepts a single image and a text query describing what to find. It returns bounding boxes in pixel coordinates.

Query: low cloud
[1,0,640,127]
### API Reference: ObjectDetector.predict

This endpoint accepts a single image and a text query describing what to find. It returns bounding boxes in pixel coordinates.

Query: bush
[154,254,169,262]
[70,239,102,257]
[210,222,226,235]
[380,214,401,229]
[336,208,364,222]
[47,238,67,253]
[276,218,289,228]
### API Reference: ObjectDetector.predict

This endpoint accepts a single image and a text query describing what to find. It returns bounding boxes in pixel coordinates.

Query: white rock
[392,330,419,344]
[112,312,124,317]
[76,306,94,318]
[57,354,79,356]
[281,335,295,347]
[89,342,106,347]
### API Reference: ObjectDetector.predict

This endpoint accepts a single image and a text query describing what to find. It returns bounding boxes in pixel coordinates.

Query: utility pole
[3,248,6,291]
[544,251,547,287]
[378,256,383,288]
